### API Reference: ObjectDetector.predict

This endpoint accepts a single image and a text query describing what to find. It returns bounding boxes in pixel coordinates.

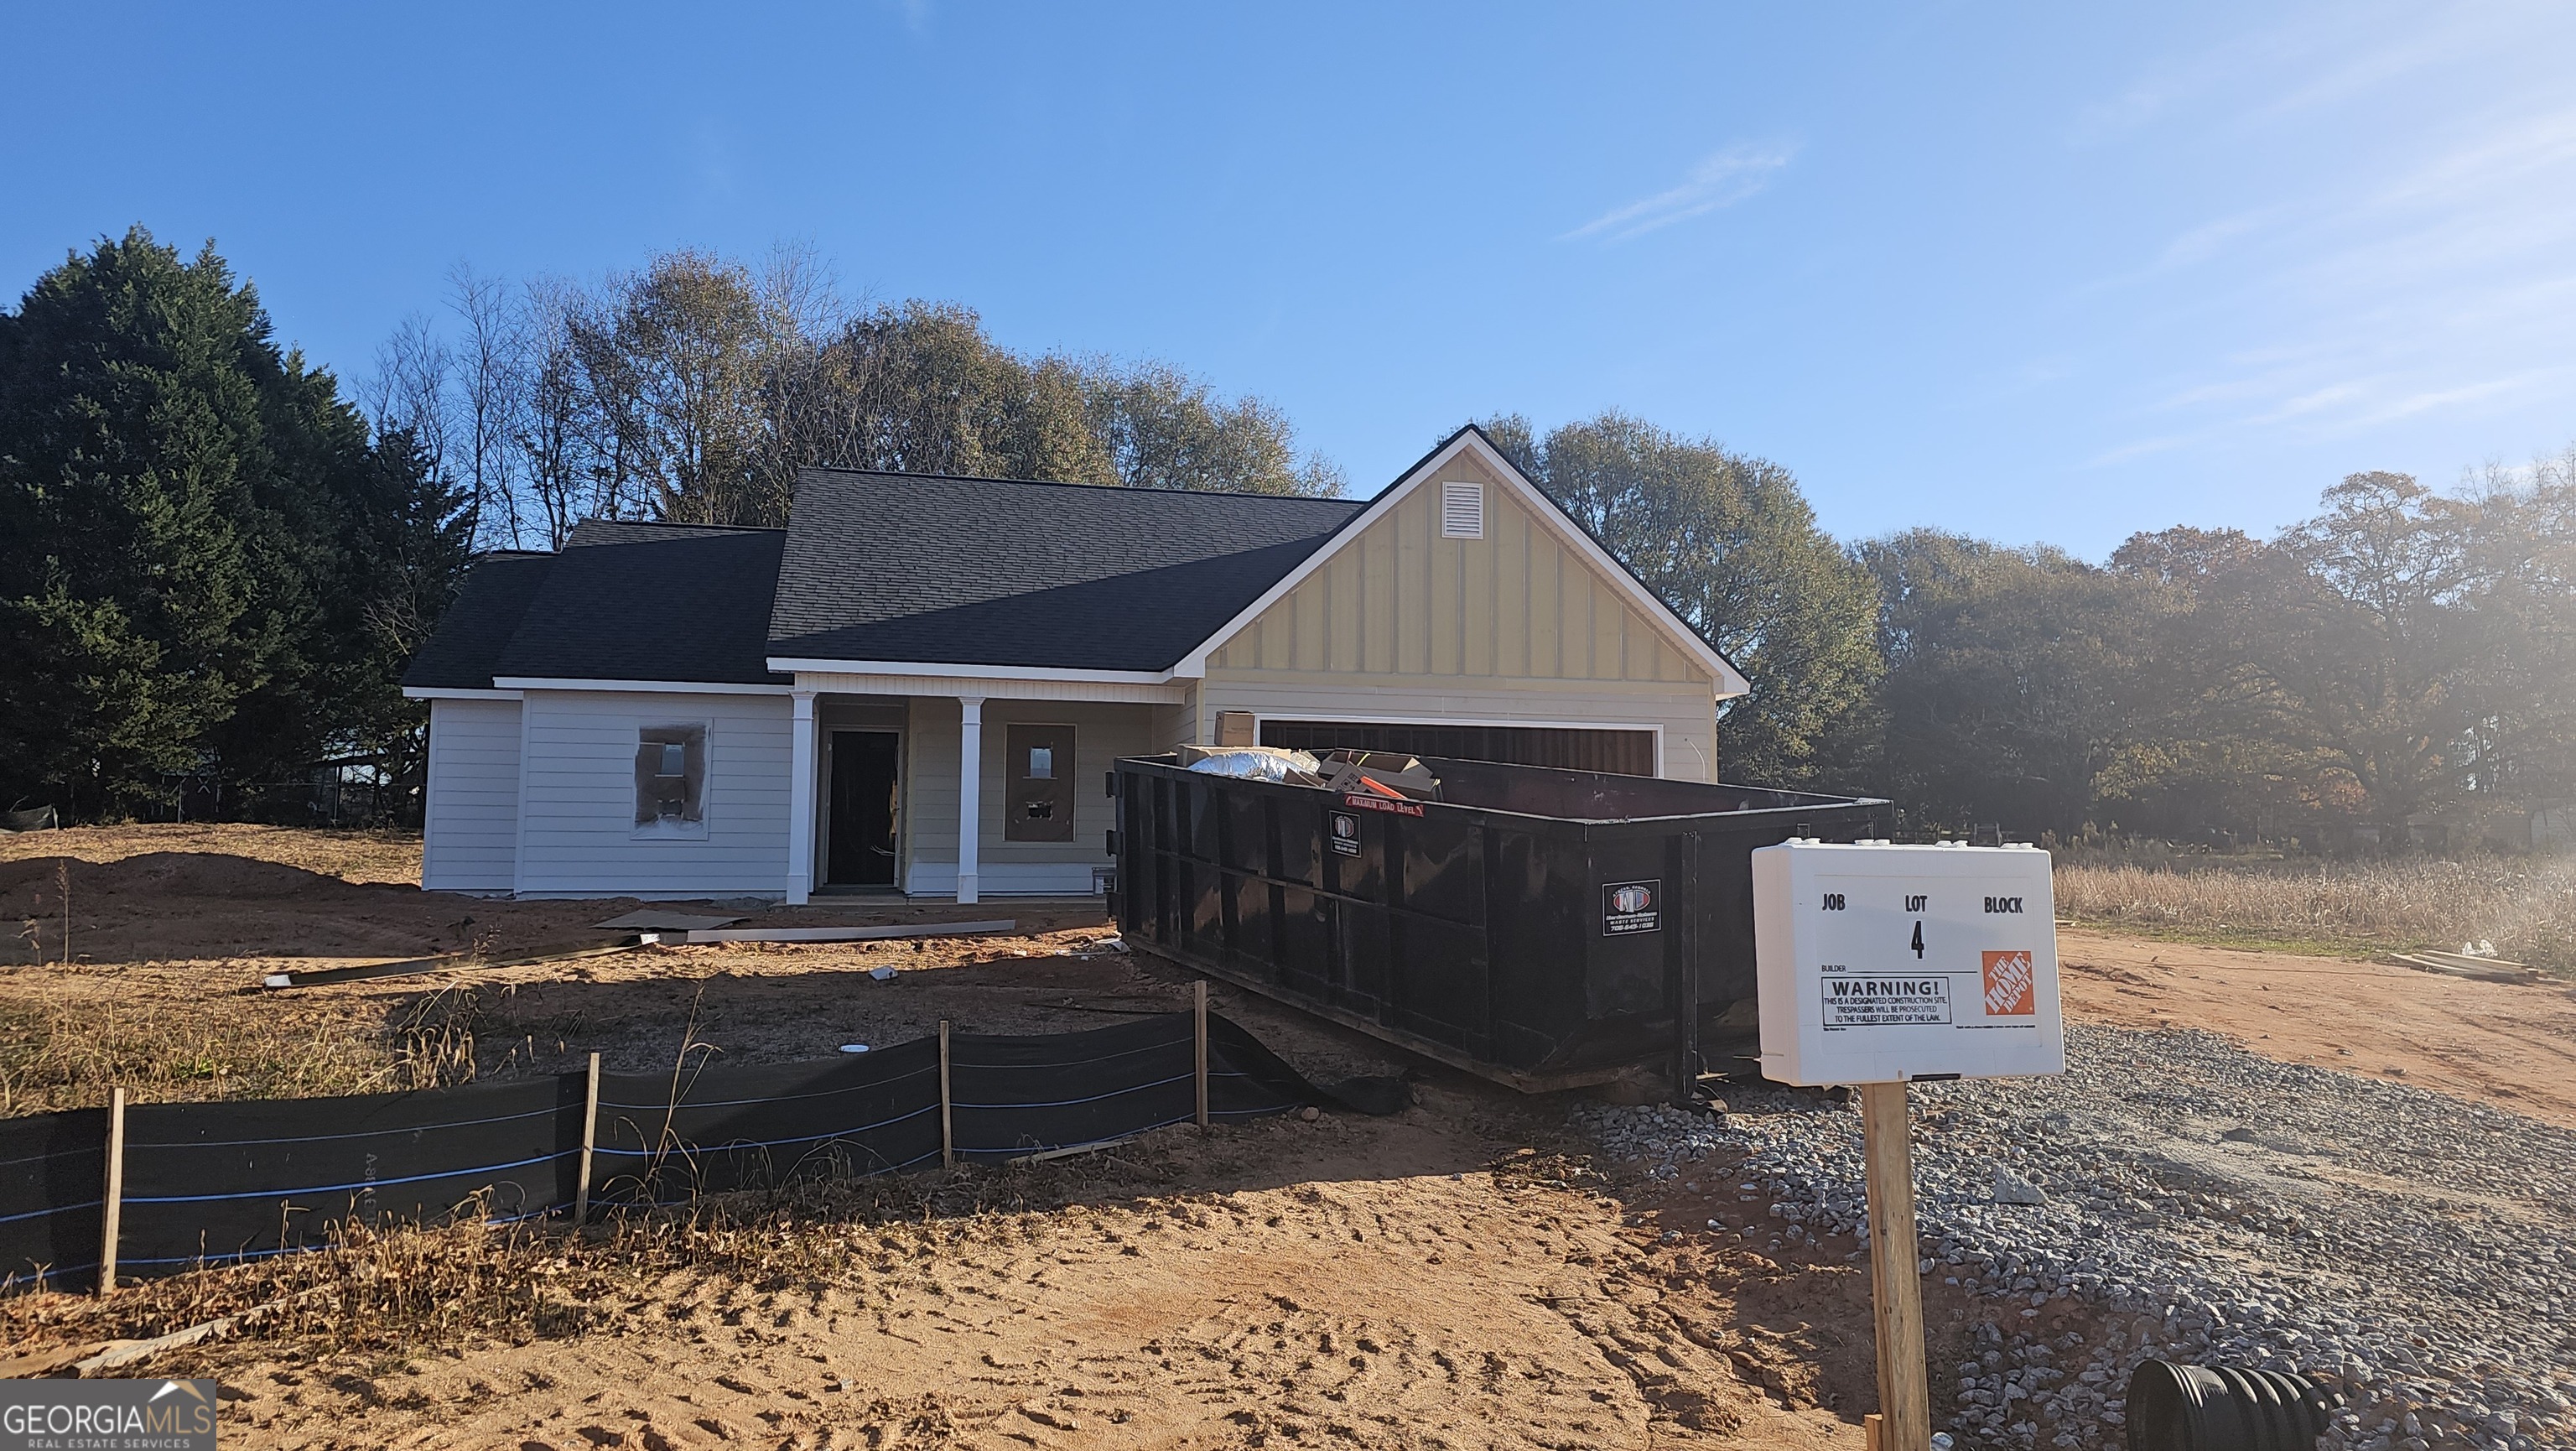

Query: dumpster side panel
[1111,756,1890,1091]
[1484,823,1590,1069]
[1585,831,1674,1022]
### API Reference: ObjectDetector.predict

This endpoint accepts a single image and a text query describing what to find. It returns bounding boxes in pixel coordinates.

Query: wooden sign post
[1752,840,2066,1451]
[1861,1080,1932,1451]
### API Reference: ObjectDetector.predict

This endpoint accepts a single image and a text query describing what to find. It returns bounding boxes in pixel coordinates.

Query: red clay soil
[2057,926,2576,1131]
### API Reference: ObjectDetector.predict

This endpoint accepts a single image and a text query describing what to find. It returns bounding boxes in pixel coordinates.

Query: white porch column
[955,694,985,904]
[786,689,818,905]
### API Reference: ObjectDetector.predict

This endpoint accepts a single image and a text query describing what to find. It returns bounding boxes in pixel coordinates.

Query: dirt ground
[2057,927,2576,1131]
[2,824,2569,1447]
[174,1109,1882,1450]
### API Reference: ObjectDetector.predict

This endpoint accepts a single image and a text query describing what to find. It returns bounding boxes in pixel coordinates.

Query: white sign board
[1752,841,2064,1086]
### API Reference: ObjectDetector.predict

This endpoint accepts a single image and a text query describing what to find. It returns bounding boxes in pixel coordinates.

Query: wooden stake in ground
[574,1052,600,1225]
[1193,980,1210,1130]
[937,1020,955,1169]
[98,1085,125,1295]
[1861,1080,1932,1451]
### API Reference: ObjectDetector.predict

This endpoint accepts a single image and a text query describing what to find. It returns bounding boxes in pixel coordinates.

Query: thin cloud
[1565,143,1797,243]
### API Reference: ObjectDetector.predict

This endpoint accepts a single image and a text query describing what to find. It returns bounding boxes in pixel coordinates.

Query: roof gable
[766,471,1361,673]
[1177,427,1753,697]
[1208,444,1714,686]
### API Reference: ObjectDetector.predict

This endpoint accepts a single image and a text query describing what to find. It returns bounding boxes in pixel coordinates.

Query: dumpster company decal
[1822,977,1952,1027]
[1327,811,1362,856]
[1341,792,1424,818]
[1602,880,1661,935]
[1981,949,2036,1015]
[0,1378,216,1448]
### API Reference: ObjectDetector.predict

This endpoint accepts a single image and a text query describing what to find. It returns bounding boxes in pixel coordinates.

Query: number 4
[1910,921,1924,958]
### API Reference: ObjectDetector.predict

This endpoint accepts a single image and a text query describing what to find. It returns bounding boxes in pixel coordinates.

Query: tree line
[0,231,1340,820]
[1492,414,2576,846]
[370,245,1343,552]
[4,229,2568,848]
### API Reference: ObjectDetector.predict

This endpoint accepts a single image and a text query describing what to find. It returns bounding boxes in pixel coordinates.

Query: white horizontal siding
[422,698,522,894]
[515,690,793,898]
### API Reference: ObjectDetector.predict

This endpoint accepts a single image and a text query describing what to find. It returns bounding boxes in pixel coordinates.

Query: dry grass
[0,1145,1218,1368]
[2053,854,2576,973]
[0,823,421,885]
[0,983,502,1116]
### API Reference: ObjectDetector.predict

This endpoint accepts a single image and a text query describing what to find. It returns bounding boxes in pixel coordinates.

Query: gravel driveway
[1576,1024,2576,1451]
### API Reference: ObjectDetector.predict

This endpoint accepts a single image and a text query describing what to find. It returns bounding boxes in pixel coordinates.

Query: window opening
[1005,724,1076,843]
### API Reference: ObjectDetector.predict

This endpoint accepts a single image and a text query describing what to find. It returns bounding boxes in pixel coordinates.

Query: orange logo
[1981,950,2036,1016]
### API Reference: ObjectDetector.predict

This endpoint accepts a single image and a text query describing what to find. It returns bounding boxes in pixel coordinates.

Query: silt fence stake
[574,1052,600,1225]
[1193,980,1210,1130]
[99,1085,126,1295]
[938,1020,955,1169]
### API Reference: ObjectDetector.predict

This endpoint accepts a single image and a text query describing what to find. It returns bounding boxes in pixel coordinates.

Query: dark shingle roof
[491,522,788,685]
[400,551,557,689]
[766,471,1364,671]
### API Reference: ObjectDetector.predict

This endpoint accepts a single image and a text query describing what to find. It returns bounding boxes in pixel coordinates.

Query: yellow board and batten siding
[1200,450,1723,780]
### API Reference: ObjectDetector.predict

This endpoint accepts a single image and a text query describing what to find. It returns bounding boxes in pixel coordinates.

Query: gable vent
[1440,481,1485,539]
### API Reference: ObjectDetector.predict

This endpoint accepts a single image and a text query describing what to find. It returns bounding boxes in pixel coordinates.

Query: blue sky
[6,3,2573,556]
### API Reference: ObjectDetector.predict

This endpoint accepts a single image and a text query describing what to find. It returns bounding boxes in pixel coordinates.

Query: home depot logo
[1981,950,2036,1016]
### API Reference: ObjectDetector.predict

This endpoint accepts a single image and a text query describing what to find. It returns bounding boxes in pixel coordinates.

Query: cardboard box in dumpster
[1751,841,2064,1085]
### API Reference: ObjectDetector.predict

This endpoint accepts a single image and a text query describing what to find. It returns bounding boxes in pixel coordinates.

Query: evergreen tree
[0,227,465,819]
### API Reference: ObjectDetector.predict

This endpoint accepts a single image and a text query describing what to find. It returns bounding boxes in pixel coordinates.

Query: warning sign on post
[1751,842,2064,1085]
[1823,976,1952,1026]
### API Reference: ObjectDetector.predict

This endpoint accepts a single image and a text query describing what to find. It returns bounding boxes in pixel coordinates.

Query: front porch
[781,679,1187,906]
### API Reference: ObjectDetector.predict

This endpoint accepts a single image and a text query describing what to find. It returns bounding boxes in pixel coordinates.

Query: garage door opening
[1258,719,1657,777]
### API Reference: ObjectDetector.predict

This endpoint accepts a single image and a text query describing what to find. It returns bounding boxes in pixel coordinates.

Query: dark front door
[827,731,900,887]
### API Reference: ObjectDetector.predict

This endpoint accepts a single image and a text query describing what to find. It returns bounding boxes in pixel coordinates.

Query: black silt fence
[115,1077,586,1277]
[0,1109,108,1289]
[0,1012,1317,1292]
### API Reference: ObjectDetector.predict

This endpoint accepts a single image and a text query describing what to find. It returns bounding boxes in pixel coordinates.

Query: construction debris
[261,938,648,990]
[2384,949,2543,985]
[591,909,746,931]
[647,919,1015,945]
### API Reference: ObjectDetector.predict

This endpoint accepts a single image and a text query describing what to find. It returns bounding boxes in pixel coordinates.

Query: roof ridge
[569,518,789,537]
[794,465,1358,506]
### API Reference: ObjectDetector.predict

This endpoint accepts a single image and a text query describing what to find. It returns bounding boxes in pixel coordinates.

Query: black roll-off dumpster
[1110,753,1892,1092]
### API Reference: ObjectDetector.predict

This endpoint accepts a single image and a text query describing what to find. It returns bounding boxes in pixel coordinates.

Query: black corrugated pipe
[2126,1360,2339,1451]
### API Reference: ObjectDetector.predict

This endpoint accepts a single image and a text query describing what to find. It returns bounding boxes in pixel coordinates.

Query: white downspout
[786,689,817,905]
[956,694,984,904]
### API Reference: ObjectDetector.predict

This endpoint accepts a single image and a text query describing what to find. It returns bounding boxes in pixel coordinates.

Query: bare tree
[447,265,526,549]
[363,316,453,485]
[370,242,1348,538]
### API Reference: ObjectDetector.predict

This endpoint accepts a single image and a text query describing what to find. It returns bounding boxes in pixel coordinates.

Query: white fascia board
[403,685,525,701]
[1171,431,1754,699]
[491,676,794,696]
[766,657,1176,685]
[793,669,1187,705]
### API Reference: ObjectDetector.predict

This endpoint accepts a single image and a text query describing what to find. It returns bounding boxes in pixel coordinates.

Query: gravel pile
[1572,1025,2576,1451]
